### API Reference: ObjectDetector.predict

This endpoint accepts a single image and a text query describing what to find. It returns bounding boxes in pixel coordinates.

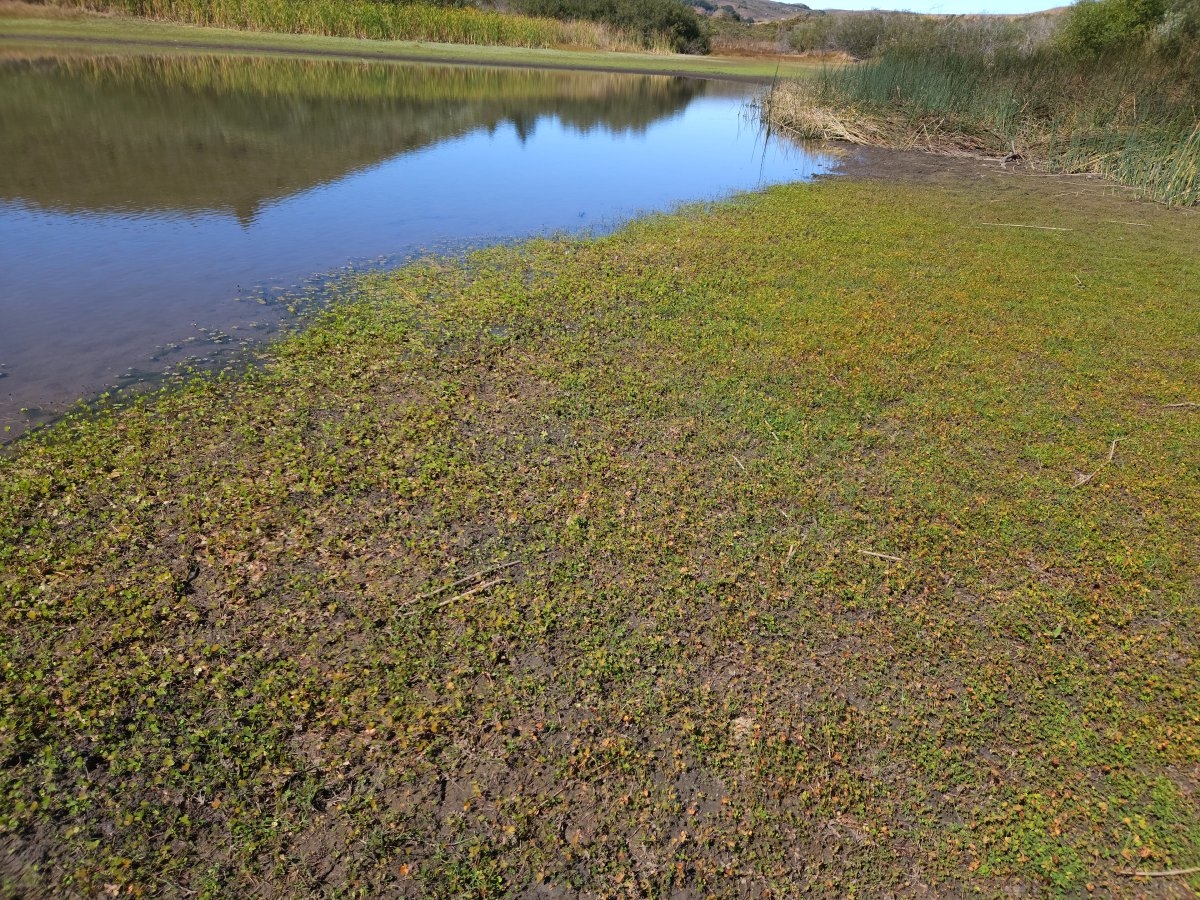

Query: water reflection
[0,53,831,438]
[0,55,704,223]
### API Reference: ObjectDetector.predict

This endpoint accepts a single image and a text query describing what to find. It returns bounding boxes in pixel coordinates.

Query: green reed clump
[823,50,1025,135]
[769,39,1200,205]
[758,0,1199,203]
[41,0,654,51]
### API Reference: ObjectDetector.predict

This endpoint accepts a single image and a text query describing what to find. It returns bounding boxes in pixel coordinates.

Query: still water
[0,53,833,436]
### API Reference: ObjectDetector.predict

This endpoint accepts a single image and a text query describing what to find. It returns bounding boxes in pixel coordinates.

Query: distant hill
[698,3,1070,26]
[708,5,1069,57]
[691,0,1065,25]
[684,0,810,24]
[817,6,1070,16]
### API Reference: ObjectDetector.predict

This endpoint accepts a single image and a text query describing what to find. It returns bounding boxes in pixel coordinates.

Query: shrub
[1157,0,1200,55]
[510,0,710,51]
[1058,0,1168,55]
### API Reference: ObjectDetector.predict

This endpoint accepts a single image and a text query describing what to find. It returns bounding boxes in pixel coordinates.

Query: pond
[0,51,834,438]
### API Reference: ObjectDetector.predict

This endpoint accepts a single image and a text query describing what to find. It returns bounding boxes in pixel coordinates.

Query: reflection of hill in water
[0,55,705,223]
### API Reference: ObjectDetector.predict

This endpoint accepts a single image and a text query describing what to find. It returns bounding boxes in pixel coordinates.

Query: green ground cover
[1,172,1198,896]
[0,14,821,78]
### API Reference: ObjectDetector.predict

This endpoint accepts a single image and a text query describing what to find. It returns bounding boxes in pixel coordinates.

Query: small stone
[731,715,754,743]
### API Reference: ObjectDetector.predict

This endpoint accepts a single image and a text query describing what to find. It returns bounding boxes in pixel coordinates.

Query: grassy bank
[0,14,823,78]
[2,169,1199,896]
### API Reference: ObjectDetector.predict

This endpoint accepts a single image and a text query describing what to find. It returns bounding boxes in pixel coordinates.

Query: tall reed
[767,46,1200,205]
[42,0,655,51]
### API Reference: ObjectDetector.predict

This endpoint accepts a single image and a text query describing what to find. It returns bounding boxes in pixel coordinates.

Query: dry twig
[396,560,520,613]
[1074,439,1119,487]
[860,549,903,562]
[977,222,1072,231]
[399,576,510,618]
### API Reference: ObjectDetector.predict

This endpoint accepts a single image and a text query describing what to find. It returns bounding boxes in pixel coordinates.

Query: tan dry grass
[766,81,1008,158]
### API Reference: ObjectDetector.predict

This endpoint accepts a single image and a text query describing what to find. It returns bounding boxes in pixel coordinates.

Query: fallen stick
[1117,865,1200,877]
[860,549,903,562]
[977,222,1073,231]
[397,560,520,611]
[1074,438,1119,487]
[399,576,510,618]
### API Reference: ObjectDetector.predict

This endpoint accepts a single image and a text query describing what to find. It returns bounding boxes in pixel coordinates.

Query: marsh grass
[767,47,1200,205]
[43,0,665,51]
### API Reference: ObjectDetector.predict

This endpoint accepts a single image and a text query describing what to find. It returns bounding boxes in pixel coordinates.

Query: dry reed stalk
[766,82,1020,160]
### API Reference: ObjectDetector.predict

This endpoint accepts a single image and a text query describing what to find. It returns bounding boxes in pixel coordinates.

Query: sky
[800,0,1067,14]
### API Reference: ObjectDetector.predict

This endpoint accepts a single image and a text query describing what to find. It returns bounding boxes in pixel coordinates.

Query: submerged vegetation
[35,0,708,52]
[766,0,1200,205]
[2,169,1198,896]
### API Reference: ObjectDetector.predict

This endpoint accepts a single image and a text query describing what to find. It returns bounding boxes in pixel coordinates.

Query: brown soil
[824,143,1197,218]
